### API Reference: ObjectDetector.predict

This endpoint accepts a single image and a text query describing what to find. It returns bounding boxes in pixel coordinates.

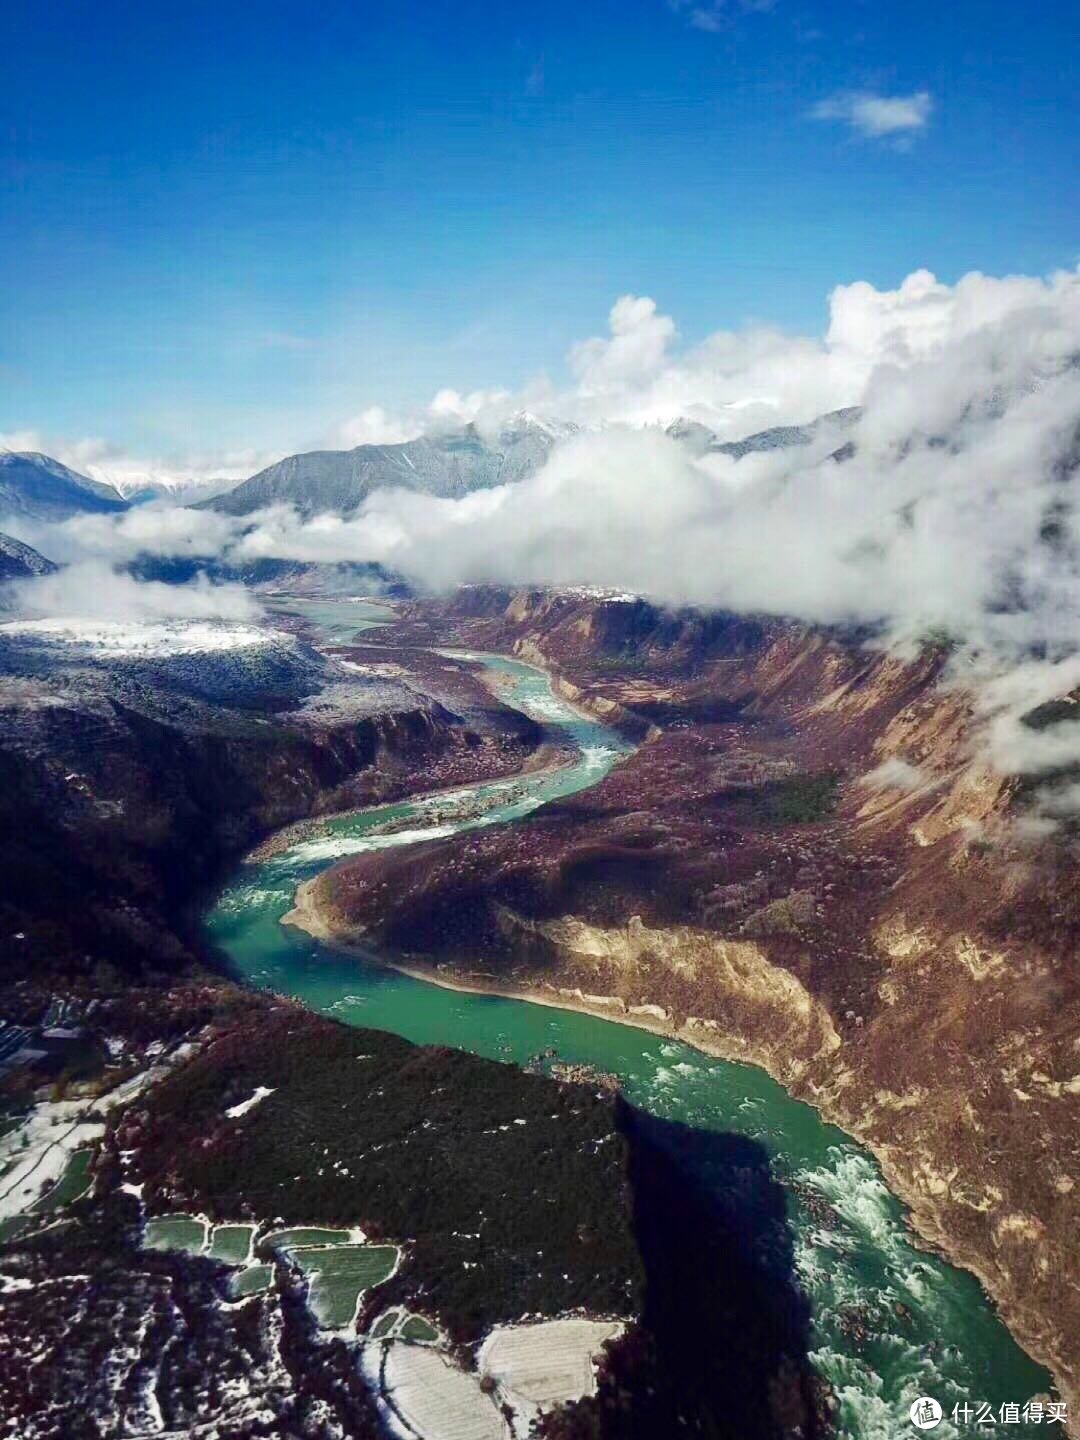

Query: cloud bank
[336,268,1061,445]
[31,267,1079,663]
[253,265,1080,822]
[11,265,1080,819]
[8,562,260,625]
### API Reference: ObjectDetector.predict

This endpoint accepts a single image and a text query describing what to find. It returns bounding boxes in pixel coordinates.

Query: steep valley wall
[324,586,1080,1416]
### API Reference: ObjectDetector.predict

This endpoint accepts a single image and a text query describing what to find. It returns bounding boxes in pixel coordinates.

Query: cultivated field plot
[265,1226,356,1249]
[143,1214,207,1254]
[400,1314,439,1343]
[135,1217,393,1318]
[207,1223,255,1264]
[478,1317,624,1425]
[368,1307,440,1343]
[379,1343,511,1440]
[0,1148,96,1243]
[230,1262,274,1297]
[290,1243,399,1328]
[0,1215,29,1242]
[0,1100,105,1229]
[34,1149,94,1214]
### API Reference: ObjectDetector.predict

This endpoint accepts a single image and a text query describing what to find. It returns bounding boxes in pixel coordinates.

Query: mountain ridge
[666,406,862,459]
[2,409,865,529]
[0,531,58,582]
[202,416,565,518]
[0,451,127,522]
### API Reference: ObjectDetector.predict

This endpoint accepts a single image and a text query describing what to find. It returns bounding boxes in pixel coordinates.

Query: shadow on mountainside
[542,1102,829,1440]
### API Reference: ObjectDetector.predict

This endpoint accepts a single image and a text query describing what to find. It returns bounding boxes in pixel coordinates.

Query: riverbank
[244,646,604,865]
[283,872,1074,1425]
[249,739,576,862]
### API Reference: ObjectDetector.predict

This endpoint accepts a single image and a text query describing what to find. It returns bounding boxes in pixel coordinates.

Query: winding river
[209,598,1051,1440]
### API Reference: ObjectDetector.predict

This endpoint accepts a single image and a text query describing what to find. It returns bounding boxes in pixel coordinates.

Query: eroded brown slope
[0,633,542,1006]
[312,587,1080,1414]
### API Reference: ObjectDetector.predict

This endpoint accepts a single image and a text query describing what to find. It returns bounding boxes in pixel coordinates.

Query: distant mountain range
[666,407,862,460]
[0,452,127,522]
[117,478,239,505]
[1,408,863,534]
[202,415,569,518]
[126,554,407,596]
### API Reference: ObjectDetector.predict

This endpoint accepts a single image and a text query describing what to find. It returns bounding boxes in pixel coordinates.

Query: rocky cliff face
[319,585,1080,1415]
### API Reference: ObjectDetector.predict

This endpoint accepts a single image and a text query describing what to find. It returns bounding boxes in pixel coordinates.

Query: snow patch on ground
[0,1108,103,1220]
[0,1045,195,1222]
[358,1317,623,1440]
[225,1086,275,1119]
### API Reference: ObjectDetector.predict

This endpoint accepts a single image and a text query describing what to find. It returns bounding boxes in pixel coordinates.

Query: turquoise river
[207,597,1053,1440]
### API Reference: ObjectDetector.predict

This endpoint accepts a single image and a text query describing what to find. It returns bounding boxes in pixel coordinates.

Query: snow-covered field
[365,1343,511,1440]
[478,1318,623,1433]
[0,617,273,656]
[358,1317,624,1440]
[0,1102,103,1221]
[0,1046,195,1222]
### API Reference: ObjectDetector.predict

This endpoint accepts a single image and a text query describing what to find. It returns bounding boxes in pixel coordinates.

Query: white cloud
[569,296,678,397]
[9,561,259,625]
[983,659,1080,778]
[0,429,46,454]
[428,386,514,425]
[669,0,778,32]
[339,406,420,448]
[337,388,518,449]
[811,90,933,140]
[216,265,1080,818]
[71,440,280,498]
[61,504,239,560]
[63,266,1074,674]
[459,267,1075,438]
[980,660,1080,831]
[859,758,931,793]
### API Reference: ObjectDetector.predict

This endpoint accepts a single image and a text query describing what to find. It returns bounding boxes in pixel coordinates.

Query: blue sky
[1,0,1076,463]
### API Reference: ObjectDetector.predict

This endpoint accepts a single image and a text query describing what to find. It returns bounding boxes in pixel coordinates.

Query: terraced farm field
[265,1225,355,1249]
[230,1262,274,1297]
[290,1243,399,1328]
[143,1214,207,1254]
[207,1222,255,1263]
[373,1343,510,1440]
